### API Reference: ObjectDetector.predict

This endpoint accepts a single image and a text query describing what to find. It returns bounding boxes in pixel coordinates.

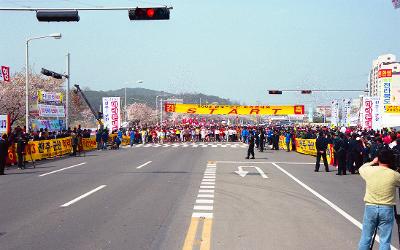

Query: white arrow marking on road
[234,166,268,179]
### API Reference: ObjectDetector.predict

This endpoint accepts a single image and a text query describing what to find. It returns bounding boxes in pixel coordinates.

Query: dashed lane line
[60,185,106,207]
[183,161,216,250]
[136,161,152,169]
[39,162,86,177]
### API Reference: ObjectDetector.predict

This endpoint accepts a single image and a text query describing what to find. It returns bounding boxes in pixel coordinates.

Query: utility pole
[66,53,70,129]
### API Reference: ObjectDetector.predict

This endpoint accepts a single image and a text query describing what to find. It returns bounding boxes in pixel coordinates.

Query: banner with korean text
[0,65,10,82]
[330,100,339,126]
[103,97,121,131]
[38,104,65,118]
[362,97,381,130]
[0,114,10,134]
[37,90,63,104]
[164,104,305,115]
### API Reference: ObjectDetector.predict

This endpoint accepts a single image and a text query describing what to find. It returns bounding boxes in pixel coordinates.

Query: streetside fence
[5,136,128,165]
[279,136,335,165]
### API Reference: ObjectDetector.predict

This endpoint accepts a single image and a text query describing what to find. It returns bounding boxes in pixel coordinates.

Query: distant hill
[81,87,236,111]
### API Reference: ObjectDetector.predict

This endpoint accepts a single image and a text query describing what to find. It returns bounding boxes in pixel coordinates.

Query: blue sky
[1,0,399,105]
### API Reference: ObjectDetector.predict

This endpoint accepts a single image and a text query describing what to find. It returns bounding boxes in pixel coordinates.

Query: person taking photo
[358,148,400,250]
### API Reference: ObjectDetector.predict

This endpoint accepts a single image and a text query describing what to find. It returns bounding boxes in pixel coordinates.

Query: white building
[368,54,400,128]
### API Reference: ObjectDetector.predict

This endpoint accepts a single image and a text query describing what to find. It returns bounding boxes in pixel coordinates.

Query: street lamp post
[25,33,62,131]
[124,80,143,123]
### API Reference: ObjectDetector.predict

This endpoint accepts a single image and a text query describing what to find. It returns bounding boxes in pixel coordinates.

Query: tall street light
[25,33,62,131]
[124,80,143,123]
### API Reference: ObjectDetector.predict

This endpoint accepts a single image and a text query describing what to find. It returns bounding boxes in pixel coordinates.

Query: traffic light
[268,90,283,95]
[41,68,64,79]
[301,90,312,94]
[129,7,170,20]
[36,10,80,22]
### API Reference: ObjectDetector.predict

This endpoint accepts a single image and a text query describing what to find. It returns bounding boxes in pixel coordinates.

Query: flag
[393,0,400,9]
[1,66,10,82]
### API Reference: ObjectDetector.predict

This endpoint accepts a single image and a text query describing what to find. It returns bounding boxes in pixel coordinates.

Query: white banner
[0,114,10,134]
[340,99,351,126]
[38,104,65,118]
[102,97,121,131]
[362,97,381,130]
[331,100,339,126]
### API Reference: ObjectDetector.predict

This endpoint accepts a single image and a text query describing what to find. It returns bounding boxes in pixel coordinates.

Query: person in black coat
[347,134,359,174]
[246,133,255,159]
[16,134,26,169]
[315,132,330,172]
[0,134,9,175]
[334,133,348,175]
[259,128,265,152]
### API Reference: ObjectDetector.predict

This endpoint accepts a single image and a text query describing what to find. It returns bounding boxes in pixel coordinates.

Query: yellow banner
[82,138,97,151]
[25,137,72,161]
[165,104,305,115]
[385,105,400,113]
[279,136,293,151]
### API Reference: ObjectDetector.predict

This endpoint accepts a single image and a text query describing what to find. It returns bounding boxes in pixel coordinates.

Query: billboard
[164,104,305,115]
[103,97,121,131]
[38,90,63,104]
[38,104,65,118]
[32,119,65,131]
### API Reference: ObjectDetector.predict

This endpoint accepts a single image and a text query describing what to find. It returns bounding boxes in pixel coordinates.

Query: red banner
[1,66,10,82]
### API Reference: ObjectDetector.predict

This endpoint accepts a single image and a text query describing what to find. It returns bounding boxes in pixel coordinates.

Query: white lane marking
[136,144,144,147]
[194,205,213,210]
[212,145,217,148]
[144,144,152,147]
[163,144,170,147]
[60,185,106,207]
[192,212,213,218]
[221,145,227,148]
[136,161,152,169]
[196,199,214,204]
[216,161,315,164]
[271,162,396,250]
[201,182,215,185]
[39,162,86,177]
[200,186,215,189]
[198,194,214,198]
[192,145,199,148]
[199,189,214,193]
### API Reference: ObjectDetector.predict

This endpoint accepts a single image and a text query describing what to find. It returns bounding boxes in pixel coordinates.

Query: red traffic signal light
[268,90,283,94]
[129,7,170,20]
[301,90,312,94]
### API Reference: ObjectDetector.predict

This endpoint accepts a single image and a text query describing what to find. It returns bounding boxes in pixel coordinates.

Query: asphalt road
[0,142,398,250]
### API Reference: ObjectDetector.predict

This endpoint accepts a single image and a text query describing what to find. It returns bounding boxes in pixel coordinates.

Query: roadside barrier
[279,136,335,165]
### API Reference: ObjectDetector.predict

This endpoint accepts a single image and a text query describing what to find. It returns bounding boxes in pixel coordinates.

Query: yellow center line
[200,218,213,250]
[182,217,200,250]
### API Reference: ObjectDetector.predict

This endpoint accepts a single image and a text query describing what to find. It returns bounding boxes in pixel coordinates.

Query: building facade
[368,54,400,128]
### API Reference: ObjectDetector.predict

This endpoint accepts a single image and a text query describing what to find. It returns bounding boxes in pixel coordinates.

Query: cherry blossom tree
[126,103,157,126]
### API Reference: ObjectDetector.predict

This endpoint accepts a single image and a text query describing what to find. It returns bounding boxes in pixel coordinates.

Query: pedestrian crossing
[122,142,248,149]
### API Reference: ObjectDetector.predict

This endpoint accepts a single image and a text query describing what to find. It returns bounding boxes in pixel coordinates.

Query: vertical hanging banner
[102,97,121,131]
[0,66,10,82]
[340,99,351,126]
[330,100,339,126]
[0,114,10,134]
[362,97,381,130]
